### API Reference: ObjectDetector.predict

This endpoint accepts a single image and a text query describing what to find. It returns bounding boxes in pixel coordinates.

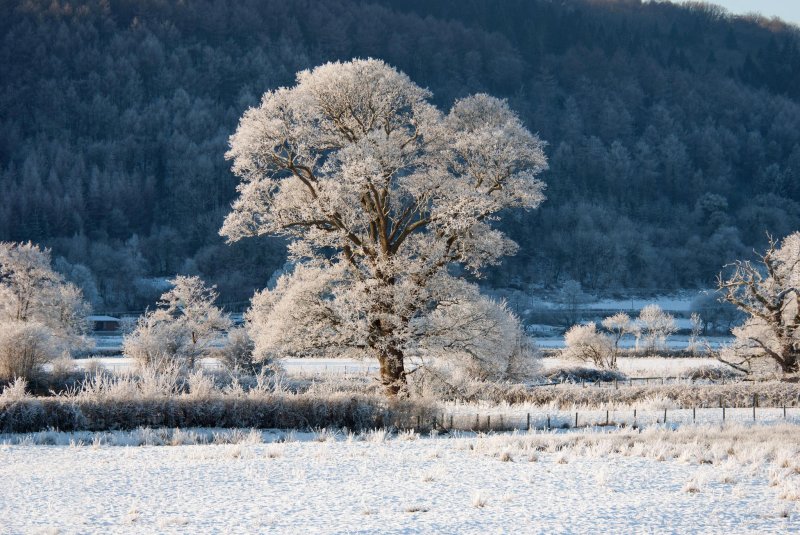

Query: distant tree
[123,276,231,370]
[222,59,547,396]
[637,304,677,353]
[718,232,799,374]
[601,312,639,366]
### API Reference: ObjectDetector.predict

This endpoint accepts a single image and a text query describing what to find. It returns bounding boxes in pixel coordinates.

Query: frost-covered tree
[718,232,800,373]
[637,304,677,353]
[601,312,638,367]
[222,59,547,395]
[124,276,231,370]
[0,242,91,380]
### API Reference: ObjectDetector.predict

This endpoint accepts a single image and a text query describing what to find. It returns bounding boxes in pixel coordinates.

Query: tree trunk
[377,345,407,397]
[780,347,799,374]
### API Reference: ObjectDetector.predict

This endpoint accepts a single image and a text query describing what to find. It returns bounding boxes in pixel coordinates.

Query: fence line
[394,399,797,433]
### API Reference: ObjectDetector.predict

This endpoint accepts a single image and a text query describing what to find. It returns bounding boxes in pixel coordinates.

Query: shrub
[562,323,616,369]
[0,321,60,382]
[544,366,627,384]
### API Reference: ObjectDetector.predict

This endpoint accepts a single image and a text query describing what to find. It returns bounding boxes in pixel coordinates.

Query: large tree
[718,232,800,374]
[222,59,547,395]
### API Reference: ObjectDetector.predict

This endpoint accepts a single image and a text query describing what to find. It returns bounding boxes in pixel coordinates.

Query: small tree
[687,312,704,355]
[124,276,231,370]
[718,232,800,374]
[637,304,677,354]
[601,312,638,367]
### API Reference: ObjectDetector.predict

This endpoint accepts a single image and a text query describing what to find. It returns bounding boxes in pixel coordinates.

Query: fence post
[416,415,420,430]
[663,408,667,424]
[605,410,609,426]
[487,415,491,431]
[784,405,787,419]
[614,380,618,390]
[450,414,454,429]
[526,413,531,431]
[575,412,578,428]
[547,416,551,430]
[722,406,726,422]
[693,407,696,423]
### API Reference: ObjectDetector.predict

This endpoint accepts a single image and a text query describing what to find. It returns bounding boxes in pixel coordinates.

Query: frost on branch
[222,59,548,396]
[718,232,800,374]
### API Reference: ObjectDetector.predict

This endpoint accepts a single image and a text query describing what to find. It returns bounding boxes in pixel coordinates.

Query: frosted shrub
[219,326,260,373]
[562,323,616,369]
[0,377,29,401]
[0,321,59,381]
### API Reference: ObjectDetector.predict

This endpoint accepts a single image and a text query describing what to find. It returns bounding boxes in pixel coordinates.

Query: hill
[2,0,799,309]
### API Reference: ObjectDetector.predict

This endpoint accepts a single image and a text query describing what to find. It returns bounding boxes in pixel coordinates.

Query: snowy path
[0,431,796,533]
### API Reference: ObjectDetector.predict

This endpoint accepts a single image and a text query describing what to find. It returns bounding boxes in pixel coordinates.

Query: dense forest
[2,0,800,311]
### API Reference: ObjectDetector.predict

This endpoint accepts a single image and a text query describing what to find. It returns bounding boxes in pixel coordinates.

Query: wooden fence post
[693,407,696,422]
[526,413,531,431]
[575,412,578,428]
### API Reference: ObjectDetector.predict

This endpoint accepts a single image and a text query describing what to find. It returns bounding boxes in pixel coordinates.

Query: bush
[0,321,60,382]
[562,324,616,368]
[218,327,263,373]
[545,366,627,384]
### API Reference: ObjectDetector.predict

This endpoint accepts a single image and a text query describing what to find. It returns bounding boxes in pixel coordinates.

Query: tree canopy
[226,59,546,394]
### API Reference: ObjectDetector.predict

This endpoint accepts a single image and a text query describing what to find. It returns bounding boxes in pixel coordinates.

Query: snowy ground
[1,425,798,534]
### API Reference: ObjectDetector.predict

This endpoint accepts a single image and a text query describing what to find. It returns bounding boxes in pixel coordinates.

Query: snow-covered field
[1,425,798,534]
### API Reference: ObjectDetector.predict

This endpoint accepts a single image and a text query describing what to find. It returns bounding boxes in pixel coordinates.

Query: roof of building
[86,315,121,322]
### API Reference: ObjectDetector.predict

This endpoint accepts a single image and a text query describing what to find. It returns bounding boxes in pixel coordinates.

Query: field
[1,424,799,534]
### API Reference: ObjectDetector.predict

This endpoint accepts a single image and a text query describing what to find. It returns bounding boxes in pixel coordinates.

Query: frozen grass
[0,423,799,533]
[0,372,434,433]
